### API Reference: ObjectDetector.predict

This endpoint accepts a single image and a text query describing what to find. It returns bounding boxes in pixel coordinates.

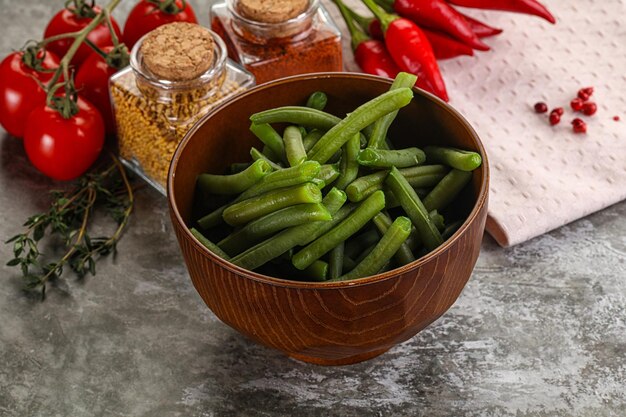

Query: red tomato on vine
[24,97,105,181]
[76,46,127,134]
[123,0,198,50]
[44,1,123,66]
[0,50,61,138]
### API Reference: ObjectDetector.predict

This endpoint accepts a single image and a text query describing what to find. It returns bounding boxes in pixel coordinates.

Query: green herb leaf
[4,155,134,300]
[6,258,21,267]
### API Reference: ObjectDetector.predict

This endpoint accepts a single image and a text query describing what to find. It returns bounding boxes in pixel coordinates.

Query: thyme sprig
[6,155,134,299]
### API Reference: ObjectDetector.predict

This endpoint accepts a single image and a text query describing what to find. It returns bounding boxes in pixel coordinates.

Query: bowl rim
[168,72,490,289]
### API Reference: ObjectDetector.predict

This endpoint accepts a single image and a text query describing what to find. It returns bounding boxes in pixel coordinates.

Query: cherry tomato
[24,98,105,181]
[44,6,123,67]
[75,46,118,134]
[123,0,198,50]
[0,51,60,138]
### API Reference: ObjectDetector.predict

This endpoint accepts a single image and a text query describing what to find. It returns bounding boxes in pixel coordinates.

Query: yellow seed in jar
[110,70,244,187]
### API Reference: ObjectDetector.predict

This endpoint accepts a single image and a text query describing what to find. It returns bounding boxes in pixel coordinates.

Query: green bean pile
[191,72,482,282]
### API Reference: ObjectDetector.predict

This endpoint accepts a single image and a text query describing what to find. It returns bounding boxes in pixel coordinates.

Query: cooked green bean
[334,133,361,190]
[197,159,272,195]
[386,210,441,250]
[344,229,380,260]
[359,133,368,148]
[398,165,450,188]
[250,123,286,163]
[357,147,425,169]
[231,189,349,270]
[218,203,331,256]
[197,204,228,230]
[384,189,400,209]
[423,169,473,212]
[198,161,320,229]
[272,248,295,262]
[327,150,342,164]
[385,167,442,251]
[292,190,385,270]
[262,144,280,162]
[250,106,341,130]
[250,147,283,171]
[190,228,231,260]
[293,199,350,247]
[230,162,250,174]
[345,171,388,203]
[304,260,329,281]
[367,72,417,149]
[307,88,414,164]
[372,213,415,266]
[283,260,329,282]
[272,248,294,264]
[377,260,393,274]
[424,146,482,171]
[317,163,340,186]
[328,242,344,280]
[334,216,411,281]
[385,189,428,210]
[283,126,307,167]
[302,129,324,152]
[223,183,322,226]
[345,165,449,202]
[429,210,445,232]
[353,243,377,265]
[342,254,357,272]
[311,178,326,189]
[442,220,463,241]
[361,122,373,138]
[306,91,328,111]
[240,160,320,200]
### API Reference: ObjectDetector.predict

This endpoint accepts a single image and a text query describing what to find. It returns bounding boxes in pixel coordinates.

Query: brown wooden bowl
[168,73,489,366]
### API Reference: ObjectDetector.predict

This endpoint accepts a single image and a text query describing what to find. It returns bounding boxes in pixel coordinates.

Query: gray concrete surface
[1,1,625,416]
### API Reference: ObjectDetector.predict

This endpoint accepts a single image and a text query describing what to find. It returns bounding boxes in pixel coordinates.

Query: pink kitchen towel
[327,0,626,246]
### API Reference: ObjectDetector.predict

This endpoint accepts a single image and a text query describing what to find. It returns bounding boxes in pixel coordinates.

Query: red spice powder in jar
[211,0,343,84]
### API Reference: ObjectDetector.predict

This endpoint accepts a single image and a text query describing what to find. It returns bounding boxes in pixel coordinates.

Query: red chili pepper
[363,0,449,101]
[422,28,474,59]
[374,17,477,59]
[385,21,445,98]
[355,40,402,78]
[368,19,385,40]
[458,13,503,37]
[447,0,556,24]
[334,0,401,79]
[387,0,490,51]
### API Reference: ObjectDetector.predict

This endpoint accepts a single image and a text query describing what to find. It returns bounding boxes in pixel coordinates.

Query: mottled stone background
[0,1,624,416]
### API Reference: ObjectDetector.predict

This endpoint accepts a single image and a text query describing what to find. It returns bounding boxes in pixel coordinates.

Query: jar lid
[140,22,215,81]
[236,0,309,24]
[228,0,318,42]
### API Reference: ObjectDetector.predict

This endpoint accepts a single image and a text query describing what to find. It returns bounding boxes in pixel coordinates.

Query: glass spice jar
[109,22,255,194]
[210,0,343,84]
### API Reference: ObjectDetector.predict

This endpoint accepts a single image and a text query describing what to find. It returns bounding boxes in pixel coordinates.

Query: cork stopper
[237,0,309,23]
[140,22,215,81]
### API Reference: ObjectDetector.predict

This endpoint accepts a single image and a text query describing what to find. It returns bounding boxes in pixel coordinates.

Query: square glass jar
[210,0,343,84]
[109,29,255,195]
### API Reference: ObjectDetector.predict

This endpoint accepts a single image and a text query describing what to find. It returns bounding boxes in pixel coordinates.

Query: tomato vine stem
[44,0,124,118]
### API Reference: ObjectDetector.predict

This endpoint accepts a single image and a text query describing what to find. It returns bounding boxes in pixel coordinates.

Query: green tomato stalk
[33,0,126,119]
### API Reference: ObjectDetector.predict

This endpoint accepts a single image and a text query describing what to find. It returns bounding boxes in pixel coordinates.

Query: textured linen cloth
[324,0,626,246]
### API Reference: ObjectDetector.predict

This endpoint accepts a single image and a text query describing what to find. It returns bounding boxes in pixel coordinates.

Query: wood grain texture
[168,73,489,365]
